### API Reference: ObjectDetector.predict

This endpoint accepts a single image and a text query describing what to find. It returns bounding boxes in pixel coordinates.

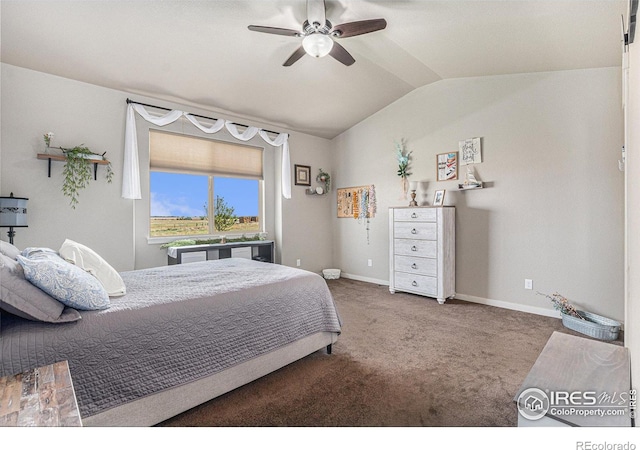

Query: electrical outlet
[524,279,533,290]
[296,259,301,267]
[367,259,373,267]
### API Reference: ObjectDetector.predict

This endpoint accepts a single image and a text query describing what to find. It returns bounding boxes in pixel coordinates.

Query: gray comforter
[0,258,342,419]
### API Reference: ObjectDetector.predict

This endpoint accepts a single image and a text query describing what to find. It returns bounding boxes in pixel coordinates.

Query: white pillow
[59,239,126,297]
[0,240,21,259]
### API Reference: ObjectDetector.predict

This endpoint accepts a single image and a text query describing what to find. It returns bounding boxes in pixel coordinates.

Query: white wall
[0,64,334,274]
[0,63,628,325]
[625,38,640,392]
[332,68,625,320]
[280,133,335,271]
[1,64,134,270]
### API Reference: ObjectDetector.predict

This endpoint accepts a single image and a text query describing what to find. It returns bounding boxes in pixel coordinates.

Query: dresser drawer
[394,222,436,240]
[395,272,437,296]
[394,239,437,258]
[393,208,436,222]
[394,255,437,277]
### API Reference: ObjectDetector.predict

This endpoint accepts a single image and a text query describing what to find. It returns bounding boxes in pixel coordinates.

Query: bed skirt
[83,331,338,426]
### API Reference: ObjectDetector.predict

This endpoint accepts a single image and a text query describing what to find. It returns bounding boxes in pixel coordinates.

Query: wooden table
[0,361,82,426]
[515,331,632,427]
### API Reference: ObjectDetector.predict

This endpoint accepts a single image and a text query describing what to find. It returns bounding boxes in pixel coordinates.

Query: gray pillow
[0,241,21,259]
[0,253,81,323]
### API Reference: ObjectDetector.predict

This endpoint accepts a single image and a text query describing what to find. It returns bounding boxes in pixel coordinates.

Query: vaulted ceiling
[0,0,628,138]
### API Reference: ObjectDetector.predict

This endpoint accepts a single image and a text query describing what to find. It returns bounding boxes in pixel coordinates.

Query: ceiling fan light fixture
[302,33,333,58]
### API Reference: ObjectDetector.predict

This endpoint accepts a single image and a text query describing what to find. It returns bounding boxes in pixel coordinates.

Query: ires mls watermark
[516,387,637,421]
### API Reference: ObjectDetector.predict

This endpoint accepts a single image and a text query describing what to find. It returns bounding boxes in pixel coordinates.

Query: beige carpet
[160,278,621,427]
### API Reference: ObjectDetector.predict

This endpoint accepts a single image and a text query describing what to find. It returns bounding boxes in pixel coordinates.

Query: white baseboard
[454,293,561,318]
[337,277,625,328]
[339,274,560,318]
[340,272,389,286]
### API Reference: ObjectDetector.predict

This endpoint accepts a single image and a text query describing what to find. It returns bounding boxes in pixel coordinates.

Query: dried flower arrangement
[394,139,412,179]
[537,291,585,320]
[394,139,412,199]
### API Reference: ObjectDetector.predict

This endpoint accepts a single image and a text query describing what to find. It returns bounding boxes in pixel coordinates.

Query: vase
[400,177,408,200]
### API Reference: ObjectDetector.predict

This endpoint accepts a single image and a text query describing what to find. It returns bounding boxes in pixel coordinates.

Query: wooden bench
[515,331,633,427]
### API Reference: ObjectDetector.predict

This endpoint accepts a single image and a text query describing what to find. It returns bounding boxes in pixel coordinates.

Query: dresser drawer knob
[411,263,418,269]
[411,246,417,252]
[411,213,417,218]
[412,281,418,287]
[411,228,417,234]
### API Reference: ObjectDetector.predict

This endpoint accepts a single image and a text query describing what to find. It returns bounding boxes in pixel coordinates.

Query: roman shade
[149,130,263,179]
[123,102,291,200]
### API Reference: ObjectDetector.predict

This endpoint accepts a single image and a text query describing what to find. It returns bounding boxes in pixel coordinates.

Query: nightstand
[0,360,82,426]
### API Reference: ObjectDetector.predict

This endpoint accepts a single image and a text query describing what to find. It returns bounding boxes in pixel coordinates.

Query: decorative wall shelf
[458,183,484,190]
[305,188,327,196]
[37,153,110,180]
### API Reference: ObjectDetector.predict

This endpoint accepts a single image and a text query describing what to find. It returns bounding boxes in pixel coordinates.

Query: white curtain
[122,103,291,200]
[259,130,291,201]
[225,122,259,141]
[184,114,225,134]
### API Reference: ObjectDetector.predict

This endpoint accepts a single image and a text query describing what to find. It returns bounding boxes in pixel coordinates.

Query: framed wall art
[294,164,311,186]
[436,152,458,181]
[459,137,482,165]
[433,189,446,206]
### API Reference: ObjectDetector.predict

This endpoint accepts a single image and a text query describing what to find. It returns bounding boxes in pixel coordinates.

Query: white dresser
[388,206,455,304]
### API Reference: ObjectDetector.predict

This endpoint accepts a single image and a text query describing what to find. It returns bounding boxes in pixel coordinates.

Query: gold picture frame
[436,152,458,181]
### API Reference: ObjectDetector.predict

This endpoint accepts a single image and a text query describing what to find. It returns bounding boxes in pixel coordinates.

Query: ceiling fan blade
[248,25,300,37]
[307,0,326,27]
[283,46,307,67]
[329,41,355,66]
[332,19,387,38]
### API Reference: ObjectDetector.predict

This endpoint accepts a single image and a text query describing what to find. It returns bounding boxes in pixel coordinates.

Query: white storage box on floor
[322,269,341,279]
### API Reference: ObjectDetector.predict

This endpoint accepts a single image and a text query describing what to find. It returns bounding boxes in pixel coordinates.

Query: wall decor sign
[294,164,311,186]
[436,152,458,181]
[459,138,482,165]
[337,185,377,219]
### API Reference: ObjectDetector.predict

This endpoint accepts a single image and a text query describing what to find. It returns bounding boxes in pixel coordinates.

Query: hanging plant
[316,168,331,193]
[60,144,113,209]
[43,133,113,208]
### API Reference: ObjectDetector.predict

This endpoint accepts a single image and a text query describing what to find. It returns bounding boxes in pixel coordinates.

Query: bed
[0,256,342,426]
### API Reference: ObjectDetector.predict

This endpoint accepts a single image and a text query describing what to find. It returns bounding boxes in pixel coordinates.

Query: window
[149,130,263,238]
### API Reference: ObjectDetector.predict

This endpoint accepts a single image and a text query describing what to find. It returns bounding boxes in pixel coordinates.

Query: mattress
[0,258,342,420]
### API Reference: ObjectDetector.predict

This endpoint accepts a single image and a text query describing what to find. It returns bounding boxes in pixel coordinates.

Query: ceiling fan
[248,0,387,67]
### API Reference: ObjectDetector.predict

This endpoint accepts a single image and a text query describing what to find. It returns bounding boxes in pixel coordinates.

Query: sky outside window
[150,172,258,217]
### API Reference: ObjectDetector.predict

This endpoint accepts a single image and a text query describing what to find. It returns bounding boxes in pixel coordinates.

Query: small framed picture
[433,189,446,206]
[294,165,311,186]
[436,152,458,181]
[459,137,482,165]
